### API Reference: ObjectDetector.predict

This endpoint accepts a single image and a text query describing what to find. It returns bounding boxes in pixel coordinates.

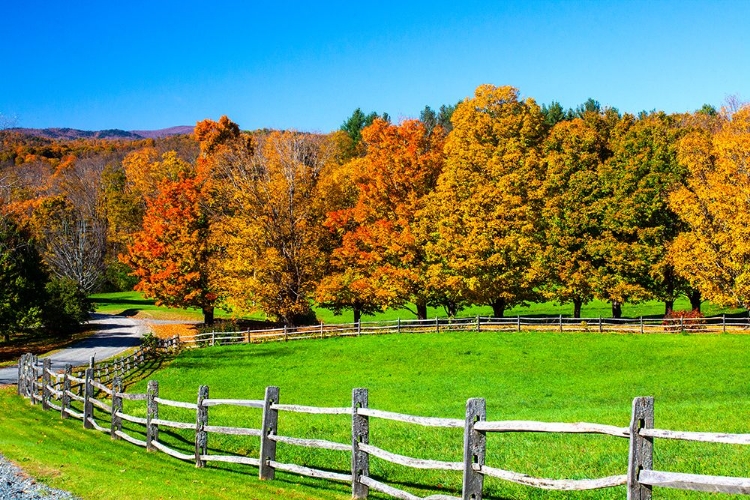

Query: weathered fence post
[680,315,684,332]
[146,380,159,451]
[61,364,71,419]
[599,316,603,333]
[517,315,521,332]
[283,325,288,342]
[476,316,481,332]
[83,367,94,429]
[559,314,563,333]
[627,396,654,500]
[42,358,51,410]
[436,317,440,333]
[259,386,280,480]
[462,397,486,500]
[357,321,361,336]
[640,316,644,335]
[397,317,401,334]
[16,354,24,396]
[29,355,38,405]
[723,314,726,334]
[111,376,122,439]
[352,388,369,499]
[211,331,216,346]
[195,385,209,467]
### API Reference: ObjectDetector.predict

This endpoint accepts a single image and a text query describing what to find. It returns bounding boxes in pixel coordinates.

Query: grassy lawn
[91,291,748,325]
[2,330,749,499]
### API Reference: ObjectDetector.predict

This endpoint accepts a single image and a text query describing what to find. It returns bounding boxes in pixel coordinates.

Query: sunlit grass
[4,330,748,499]
[91,290,747,325]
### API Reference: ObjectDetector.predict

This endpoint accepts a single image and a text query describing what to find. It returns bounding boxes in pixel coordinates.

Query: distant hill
[7,126,194,141]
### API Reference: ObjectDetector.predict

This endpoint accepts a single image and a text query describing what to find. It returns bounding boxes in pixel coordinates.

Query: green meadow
[90,291,747,324]
[2,329,749,499]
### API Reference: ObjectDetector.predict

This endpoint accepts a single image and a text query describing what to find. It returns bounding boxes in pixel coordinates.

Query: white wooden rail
[17,353,750,499]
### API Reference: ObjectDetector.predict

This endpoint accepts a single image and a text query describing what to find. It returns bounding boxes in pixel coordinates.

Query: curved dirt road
[0,314,147,385]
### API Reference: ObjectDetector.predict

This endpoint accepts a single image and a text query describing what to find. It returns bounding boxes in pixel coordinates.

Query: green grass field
[2,330,749,499]
[90,291,748,324]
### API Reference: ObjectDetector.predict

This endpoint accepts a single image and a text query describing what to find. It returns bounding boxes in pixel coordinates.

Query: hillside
[7,125,193,140]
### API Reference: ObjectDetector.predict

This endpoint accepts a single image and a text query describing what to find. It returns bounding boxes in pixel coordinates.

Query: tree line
[1,84,748,331]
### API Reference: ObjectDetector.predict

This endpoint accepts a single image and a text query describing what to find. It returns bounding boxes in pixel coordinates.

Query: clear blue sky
[2,0,748,132]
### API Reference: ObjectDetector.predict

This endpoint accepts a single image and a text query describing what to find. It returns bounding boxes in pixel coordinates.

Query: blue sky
[2,1,748,132]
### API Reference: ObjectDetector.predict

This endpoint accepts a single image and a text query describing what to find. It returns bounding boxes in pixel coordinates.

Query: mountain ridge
[6,125,194,140]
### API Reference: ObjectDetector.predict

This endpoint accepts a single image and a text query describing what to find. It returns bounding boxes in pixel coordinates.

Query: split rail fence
[181,315,750,348]
[17,353,750,499]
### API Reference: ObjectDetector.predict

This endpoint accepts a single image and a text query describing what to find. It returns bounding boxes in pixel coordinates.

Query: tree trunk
[611,301,622,319]
[416,300,428,320]
[203,306,215,326]
[689,289,701,312]
[664,300,674,316]
[573,298,583,319]
[491,298,506,318]
[444,301,458,318]
[353,306,361,325]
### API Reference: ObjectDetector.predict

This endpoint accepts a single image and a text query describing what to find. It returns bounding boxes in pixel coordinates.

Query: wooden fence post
[352,388,369,499]
[599,316,603,333]
[195,385,209,468]
[627,396,654,500]
[517,315,521,332]
[723,314,726,334]
[559,314,563,333]
[111,376,122,439]
[83,368,94,429]
[436,317,440,333]
[462,397,486,500]
[29,355,38,405]
[42,358,51,410]
[16,354,24,396]
[476,316,481,332]
[640,316,644,335]
[61,364,71,419]
[147,380,159,451]
[259,386,280,480]
[357,321,361,336]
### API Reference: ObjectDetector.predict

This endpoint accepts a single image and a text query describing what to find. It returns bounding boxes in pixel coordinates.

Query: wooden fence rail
[179,314,750,349]
[16,354,750,499]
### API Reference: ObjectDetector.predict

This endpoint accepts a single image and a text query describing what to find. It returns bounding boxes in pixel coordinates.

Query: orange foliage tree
[317,118,445,321]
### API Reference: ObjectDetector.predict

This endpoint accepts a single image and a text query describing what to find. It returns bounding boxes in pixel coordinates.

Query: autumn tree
[669,105,750,308]
[597,112,689,315]
[211,129,332,326]
[423,85,546,317]
[318,118,446,320]
[537,117,609,317]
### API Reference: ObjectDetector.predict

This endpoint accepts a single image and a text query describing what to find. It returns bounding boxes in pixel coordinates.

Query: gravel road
[0,453,80,499]
[0,314,147,385]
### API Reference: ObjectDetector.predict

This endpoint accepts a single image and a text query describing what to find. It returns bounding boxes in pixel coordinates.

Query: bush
[44,277,94,334]
[663,309,705,333]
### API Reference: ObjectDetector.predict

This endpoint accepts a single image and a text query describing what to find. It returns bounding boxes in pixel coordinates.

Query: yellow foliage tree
[669,105,750,307]
[422,85,546,317]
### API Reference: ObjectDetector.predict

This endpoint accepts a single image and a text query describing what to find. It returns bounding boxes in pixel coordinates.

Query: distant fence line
[181,314,749,348]
[16,354,750,499]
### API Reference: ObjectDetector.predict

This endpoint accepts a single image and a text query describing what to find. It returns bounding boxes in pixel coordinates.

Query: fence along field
[183,313,750,347]
[16,346,750,500]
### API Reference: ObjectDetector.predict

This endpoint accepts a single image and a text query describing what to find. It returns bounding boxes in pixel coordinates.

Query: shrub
[663,309,705,333]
